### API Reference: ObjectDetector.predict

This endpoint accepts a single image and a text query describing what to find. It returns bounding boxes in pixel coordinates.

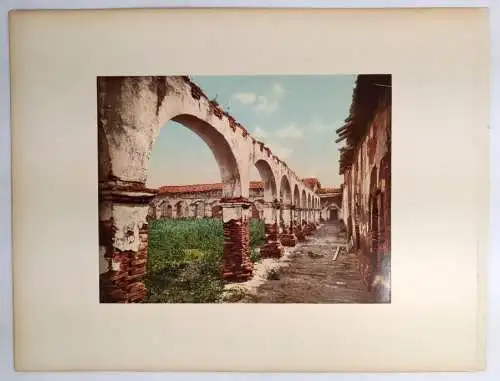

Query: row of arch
[152,196,323,220]
[254,159,321,209]
[98,76,323,303]
[98,76,319,206]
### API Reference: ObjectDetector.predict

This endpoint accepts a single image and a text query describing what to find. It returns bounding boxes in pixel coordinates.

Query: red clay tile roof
[301,178,321,189]
[158,181,264,194]
[317,187,341,194]
[159,179,331,195]
[250,181,264,189]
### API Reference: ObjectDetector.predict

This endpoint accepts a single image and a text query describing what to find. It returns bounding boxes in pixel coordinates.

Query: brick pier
[220,198,254,282]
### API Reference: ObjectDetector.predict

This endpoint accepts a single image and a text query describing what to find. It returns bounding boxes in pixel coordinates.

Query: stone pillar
[259,201,284,258]
[205,204,212,218]
[293,207,306,242]
[99,181,156,303]
[279,204,297,247]
[282,204,292,233]
[277,206,284,234]
[302,208,313,236]
[220,198,254,282]
[300,208,307,233]
[310,209,318,230]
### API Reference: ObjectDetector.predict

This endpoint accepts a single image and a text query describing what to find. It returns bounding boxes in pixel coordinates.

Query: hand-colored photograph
[97,74,391,304]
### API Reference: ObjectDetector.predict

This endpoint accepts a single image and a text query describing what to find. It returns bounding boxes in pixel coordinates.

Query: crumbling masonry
[337,74,391,302]
[98,76,322,303]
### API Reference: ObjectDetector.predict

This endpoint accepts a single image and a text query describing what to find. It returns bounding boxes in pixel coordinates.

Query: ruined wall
[153,187,265,219]
[97,76,322,302]
[343,101,391,298]
[319,193,342,220]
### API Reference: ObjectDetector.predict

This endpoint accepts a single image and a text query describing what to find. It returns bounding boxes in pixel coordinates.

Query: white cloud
[275,123,303,140]
[254,95,271,113]
[231,82,285,115]
[232,92,257,105]
[266,143,292,160]
[254,82,286,115]
[252,126,292,160]
[272,83,285,96]
[253,126,268,140]
[255,96,279,115]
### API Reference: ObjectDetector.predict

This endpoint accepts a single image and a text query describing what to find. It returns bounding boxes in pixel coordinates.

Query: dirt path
[250,221,374,303]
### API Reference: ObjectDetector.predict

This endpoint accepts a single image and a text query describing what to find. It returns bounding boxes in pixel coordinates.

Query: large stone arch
[158,200,172,218]
[190,199,205,218]
[98,76,255,303]
[253,159,278,202]
[293,185,300,207]
[291,184,306,242]
[97,76,319,303]
[166,204,173,218]
[277,174,296,246]
[168,114,242,198]
[279,175,292,204]
[98,76,245,198]
[175,200,186,218]
[322,201,340,221]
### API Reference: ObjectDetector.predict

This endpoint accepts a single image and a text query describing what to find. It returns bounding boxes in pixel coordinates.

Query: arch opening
[172,115,241,198]
[192,200,205,218]
[280,175,292,204]
[175,200,185,218]
[293,185,301,207]
[98,77,253,304]
[254,159,278,203]
[147,116,242,199]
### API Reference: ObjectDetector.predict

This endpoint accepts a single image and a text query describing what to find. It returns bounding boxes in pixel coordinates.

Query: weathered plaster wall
[153,187,265,219]
[342,101,391,296]
[98,76,318,202]
[97,75,322,302]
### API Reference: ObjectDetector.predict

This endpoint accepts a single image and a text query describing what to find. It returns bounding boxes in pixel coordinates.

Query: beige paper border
[9,8,489,372]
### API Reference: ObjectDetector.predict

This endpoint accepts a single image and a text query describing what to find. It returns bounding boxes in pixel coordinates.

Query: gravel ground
[222,221,374,303]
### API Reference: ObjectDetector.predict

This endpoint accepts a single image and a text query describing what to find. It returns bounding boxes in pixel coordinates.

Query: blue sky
[146,75,357,189]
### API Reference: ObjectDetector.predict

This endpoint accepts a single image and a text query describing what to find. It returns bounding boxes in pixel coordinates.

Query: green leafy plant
[145,218,266,303]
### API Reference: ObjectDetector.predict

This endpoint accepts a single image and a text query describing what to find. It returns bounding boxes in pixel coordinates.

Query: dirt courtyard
[224,221,375,303]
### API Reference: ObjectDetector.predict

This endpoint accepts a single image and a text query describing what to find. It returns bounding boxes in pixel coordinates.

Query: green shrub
[145,218,266,303]
[250,248,261,263]
[249,218,265,248]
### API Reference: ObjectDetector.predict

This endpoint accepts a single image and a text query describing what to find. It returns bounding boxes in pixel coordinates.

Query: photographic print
[10,6,488,372]
[98,74,392,304]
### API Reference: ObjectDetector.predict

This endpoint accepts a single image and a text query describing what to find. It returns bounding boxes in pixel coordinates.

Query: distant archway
[293,185,300,207]
[280,175,292,204]
[254,159,278,202]
[175,201,184,218]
